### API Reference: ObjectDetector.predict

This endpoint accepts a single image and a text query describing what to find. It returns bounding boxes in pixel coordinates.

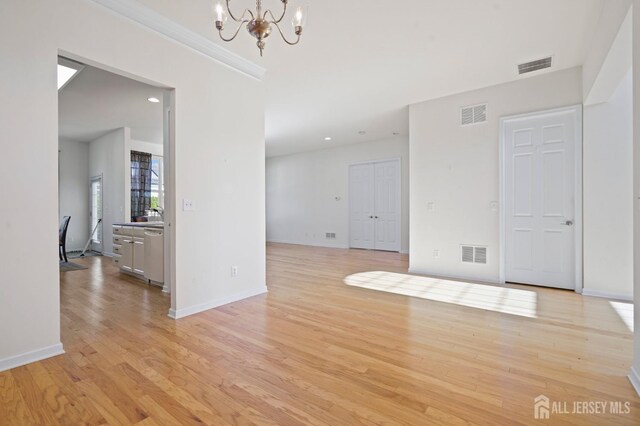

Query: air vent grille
[461,104,487,126]
[325,232,336,240]
[518,57,553,75]
[461,245,487,264]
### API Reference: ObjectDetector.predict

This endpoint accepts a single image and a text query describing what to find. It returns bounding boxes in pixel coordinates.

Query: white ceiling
[87,0,606,155]
[58,64,164,143]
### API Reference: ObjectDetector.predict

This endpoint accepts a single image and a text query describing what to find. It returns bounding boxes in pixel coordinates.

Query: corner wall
[58,139,90,251]
[89,127,127,256]
[583,71,633,300]
[409,67,583,282]
[0,0,265,369]
[266,137,410,253]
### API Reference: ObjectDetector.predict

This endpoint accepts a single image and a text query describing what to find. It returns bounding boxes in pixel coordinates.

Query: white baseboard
[629,367,640,397]
[408,268,502,284]
[168,286,268,319]
[0,343,65,373]
[267,239,349,250]
[581,289,633,301]
[102,252,115,258]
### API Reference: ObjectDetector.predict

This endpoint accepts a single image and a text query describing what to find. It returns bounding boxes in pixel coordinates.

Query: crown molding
[89,0,266,80]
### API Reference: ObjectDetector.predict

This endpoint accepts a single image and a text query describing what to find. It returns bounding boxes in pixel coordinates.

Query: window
[150,155,164,211]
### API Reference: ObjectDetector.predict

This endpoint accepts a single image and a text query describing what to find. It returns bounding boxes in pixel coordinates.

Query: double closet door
[349,159,401,252]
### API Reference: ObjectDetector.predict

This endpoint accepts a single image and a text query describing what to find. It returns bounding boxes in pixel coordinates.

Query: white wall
[89,127,127,255]
[409,67,583,282]
[584,71,633,300]
[266,138,410,252]
[0,0,265,369]
[58,139,90,251]
[632,0,640,395]
[583,0,632,100]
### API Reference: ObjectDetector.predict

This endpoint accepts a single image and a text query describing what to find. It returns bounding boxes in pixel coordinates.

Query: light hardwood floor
[1,243,639,425]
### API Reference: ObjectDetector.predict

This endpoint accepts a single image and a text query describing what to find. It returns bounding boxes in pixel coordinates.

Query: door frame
[348,157,402,252]
[498,104,583,293]
[89,174,104,253]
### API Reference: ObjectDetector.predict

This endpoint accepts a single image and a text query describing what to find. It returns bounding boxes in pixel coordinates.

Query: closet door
[349,163,375,249]
[373,160,401,252]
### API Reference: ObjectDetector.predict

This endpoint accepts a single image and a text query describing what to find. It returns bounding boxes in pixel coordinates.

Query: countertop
[113,222,164,229]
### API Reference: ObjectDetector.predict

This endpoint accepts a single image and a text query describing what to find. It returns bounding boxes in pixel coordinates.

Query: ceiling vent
[461,245,487,264]
[461,104,487,126]
[518,57,553,75]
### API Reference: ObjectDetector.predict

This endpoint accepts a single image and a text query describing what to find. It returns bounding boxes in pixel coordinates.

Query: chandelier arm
[218,20,249,42]
[264,2,287,24]
[225,0,254,22]
[272,21,301,46]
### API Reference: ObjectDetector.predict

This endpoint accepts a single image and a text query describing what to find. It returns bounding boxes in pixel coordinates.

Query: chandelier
[214,1,308,56]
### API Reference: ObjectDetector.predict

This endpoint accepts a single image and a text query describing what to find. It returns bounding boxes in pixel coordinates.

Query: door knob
[562,220,574,226]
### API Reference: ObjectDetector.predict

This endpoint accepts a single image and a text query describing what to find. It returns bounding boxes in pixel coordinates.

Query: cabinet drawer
[113,226,124,235]
[113,244,122,255]
[133,227,146,238]
[113,235,123,245]
[112,255,121,266]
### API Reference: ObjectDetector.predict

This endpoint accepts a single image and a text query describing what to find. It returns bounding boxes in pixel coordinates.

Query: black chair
[59,216,71,263]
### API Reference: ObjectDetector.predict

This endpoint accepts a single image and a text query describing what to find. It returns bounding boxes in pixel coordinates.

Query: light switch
[427,202,435,211]
[490,201,498,211]
[183,199,195,211]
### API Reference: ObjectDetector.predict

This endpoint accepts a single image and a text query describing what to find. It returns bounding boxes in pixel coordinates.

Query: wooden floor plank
[0,243,638,425]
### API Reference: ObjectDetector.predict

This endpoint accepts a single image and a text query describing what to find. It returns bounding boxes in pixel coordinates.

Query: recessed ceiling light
[324,137,332,141]
[147,97,160,103]
[358,131,367,135]
[393,132,400,136]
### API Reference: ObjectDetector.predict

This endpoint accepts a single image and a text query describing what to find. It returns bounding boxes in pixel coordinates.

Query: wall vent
[461,104,487,126]
[518,57,553,75]
[326,232,336,240]
[461,245,487,264]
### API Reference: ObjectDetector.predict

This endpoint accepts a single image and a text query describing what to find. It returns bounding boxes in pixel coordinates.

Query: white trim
[629,367,640,397]
[0,343,65,373]
[89,0,265,81]
[407,268,502,285]
[168,286,268,319]
[581,289,633,301]
[499,104,583,292]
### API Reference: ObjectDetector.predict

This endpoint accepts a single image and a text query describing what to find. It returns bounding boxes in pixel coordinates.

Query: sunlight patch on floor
[609,301,634,332]
[344,271,538,318]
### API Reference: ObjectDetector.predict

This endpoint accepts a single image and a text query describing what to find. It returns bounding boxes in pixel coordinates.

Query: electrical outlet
[231,266,238,277]
[490,201,498,211]
[427,202,435,211]
[433,249,440,258]
[183,199,195,211]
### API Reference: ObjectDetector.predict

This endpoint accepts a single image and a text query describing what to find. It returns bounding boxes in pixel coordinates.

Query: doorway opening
[57,53,175,311]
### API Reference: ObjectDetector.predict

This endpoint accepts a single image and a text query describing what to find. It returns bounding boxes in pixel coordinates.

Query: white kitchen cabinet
[133,237,145,275]
[119,235,134,273]
[112,224,163,284]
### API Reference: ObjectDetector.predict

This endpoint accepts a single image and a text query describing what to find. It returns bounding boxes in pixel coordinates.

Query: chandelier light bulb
[214,3,226,25]
[292,5,308,32]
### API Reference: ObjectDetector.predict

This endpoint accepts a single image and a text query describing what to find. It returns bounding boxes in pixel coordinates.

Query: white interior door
[373,160,401,251]
[349,163,375,249]
[349,159,401,252]
[503,107,580,289]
